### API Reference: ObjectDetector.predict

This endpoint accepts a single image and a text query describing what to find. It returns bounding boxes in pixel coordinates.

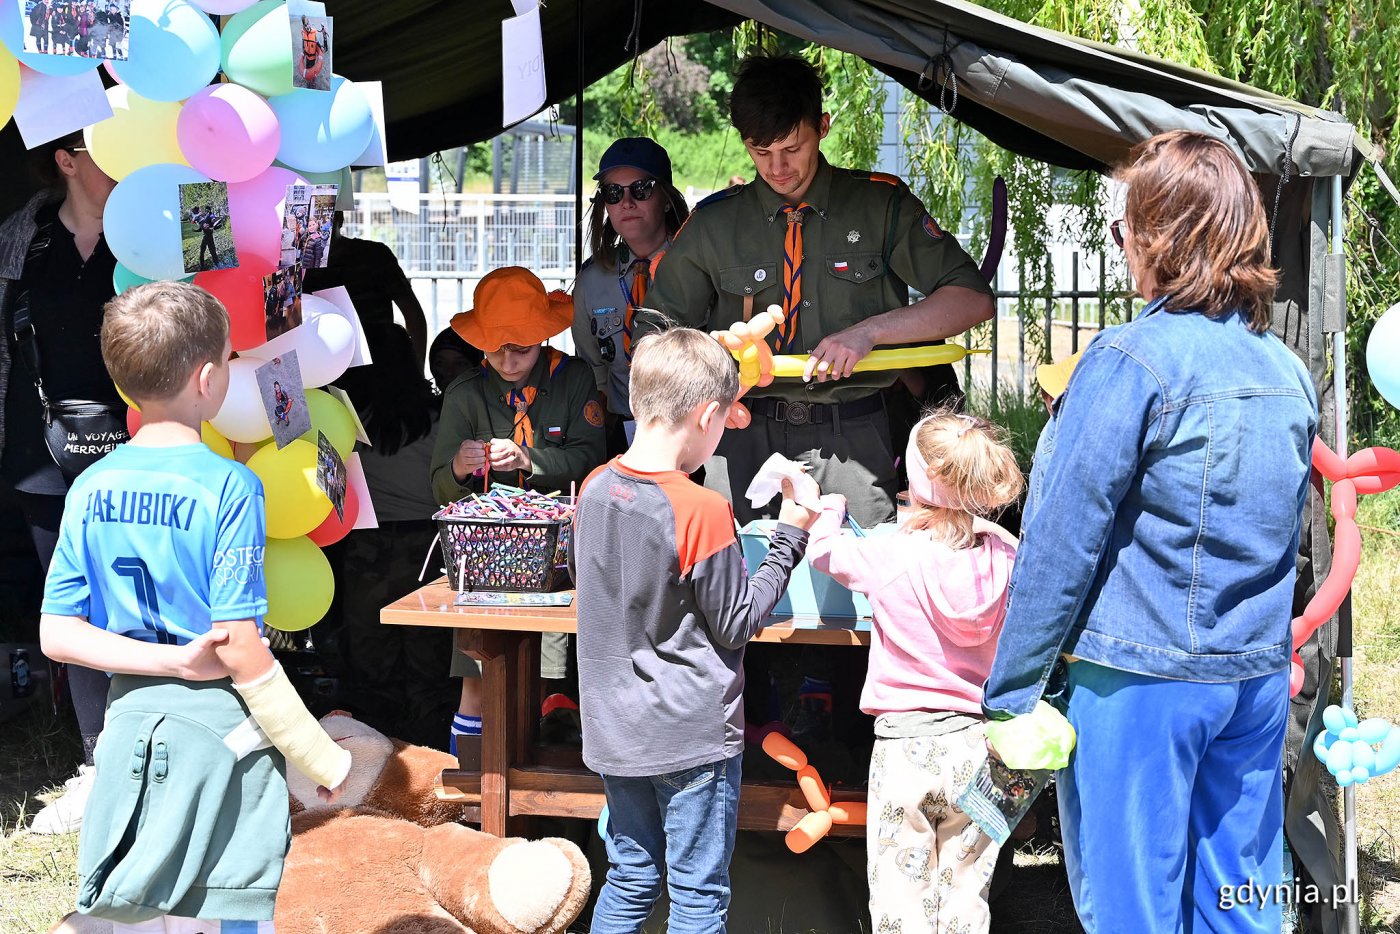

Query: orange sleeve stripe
[658,476,737,577]
[868,172,901,186]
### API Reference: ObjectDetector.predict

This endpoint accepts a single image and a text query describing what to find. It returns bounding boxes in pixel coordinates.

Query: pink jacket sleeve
[806,502,889,594]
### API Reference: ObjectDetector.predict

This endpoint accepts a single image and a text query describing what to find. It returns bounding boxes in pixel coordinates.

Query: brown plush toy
[50,712,591,934]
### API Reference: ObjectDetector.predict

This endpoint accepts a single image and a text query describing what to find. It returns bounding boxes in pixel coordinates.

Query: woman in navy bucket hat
[571,137,690,449]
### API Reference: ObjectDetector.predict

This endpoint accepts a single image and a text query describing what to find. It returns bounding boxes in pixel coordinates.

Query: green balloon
[112,264,193,294]
[298,388,359,458]
[221,0,294,98]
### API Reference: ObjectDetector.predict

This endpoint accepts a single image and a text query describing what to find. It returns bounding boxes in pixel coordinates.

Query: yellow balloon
[84,86,189,183]
[201,422,234,459]
[0,46,18,132]
[247,438,332,539]
[298,389,358,458]
[263,536,333,633]
[768,345,988,379]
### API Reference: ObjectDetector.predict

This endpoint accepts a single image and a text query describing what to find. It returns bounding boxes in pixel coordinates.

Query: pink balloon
[228,165,305,272]
[178,84,281,183]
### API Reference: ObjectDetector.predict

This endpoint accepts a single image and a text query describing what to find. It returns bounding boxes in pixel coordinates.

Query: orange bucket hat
[450,267,573,353]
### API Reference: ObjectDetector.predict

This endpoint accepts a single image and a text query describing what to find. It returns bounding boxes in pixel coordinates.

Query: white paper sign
[14,66,114,148]
[501,3,546,127]
[285,0,326,15]
[351,80,387,168]
[385,159,420,215]
[346,453,378,529]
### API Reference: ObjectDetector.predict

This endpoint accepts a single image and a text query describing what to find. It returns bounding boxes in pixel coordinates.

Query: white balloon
[191,0,256,12]
[242,296,355,388]
[211,356,272,443]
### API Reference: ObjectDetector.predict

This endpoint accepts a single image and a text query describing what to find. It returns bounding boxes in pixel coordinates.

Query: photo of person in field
[178,181,239,273]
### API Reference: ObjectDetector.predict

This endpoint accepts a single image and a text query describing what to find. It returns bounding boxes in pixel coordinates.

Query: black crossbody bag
[9,220,128,479]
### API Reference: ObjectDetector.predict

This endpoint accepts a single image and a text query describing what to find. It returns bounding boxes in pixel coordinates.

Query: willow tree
[809,0,1399,445]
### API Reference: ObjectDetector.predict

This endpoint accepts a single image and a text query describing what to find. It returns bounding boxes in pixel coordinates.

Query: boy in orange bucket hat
[429,266,607,761]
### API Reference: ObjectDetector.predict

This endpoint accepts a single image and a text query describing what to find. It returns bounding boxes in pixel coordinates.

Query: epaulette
[693,183,746,211]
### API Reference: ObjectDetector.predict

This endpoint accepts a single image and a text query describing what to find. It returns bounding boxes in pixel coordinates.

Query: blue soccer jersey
[43,443,269,646]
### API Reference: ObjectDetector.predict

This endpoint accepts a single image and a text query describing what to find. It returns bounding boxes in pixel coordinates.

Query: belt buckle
[785,400,811,425]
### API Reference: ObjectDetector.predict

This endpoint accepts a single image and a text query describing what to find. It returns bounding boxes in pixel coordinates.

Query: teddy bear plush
[50,712,591,934]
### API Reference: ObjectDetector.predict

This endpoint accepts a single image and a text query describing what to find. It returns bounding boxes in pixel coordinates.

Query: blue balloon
[104,163,211,281]
[1314,704,1400,787]
[110,0,220,102]
[0,0,100,75]
[267,76,374,174]
[1367,303,1400,411]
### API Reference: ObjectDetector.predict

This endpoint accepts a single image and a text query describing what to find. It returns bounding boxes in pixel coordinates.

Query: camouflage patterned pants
[867,723,999,934]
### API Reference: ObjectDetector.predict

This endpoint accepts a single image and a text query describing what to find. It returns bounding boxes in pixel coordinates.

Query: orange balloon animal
[761,732,867,853]
[1290,439,1400,695]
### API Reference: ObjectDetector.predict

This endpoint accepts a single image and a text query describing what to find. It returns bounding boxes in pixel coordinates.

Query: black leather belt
[746,393,884,426]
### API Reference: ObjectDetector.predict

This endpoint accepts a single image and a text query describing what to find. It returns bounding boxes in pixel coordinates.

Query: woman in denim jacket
[982,131,1317,933]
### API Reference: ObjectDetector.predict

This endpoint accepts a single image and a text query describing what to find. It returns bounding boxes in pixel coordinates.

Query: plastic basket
[433,499,573,593]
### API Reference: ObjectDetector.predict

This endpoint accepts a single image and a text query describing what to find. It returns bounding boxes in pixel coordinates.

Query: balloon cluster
[760,732,867,853]
[1314,705,1400,787]
[0,0,383,633]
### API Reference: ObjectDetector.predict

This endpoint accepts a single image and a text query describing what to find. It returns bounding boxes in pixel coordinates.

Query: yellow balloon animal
[711,304,989,428]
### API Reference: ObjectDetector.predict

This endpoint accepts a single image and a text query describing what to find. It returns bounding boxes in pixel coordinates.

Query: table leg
[460,628,510,837]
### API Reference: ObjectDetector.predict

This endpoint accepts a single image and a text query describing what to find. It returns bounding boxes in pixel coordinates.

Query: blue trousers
[1059,661,1287,933]
[592,755,742,934]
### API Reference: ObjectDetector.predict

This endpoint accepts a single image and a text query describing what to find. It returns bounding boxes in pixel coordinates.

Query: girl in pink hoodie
[808,409,1023,934]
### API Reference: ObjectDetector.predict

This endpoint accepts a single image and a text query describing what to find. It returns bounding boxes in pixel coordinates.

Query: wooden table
[382,579,871,838]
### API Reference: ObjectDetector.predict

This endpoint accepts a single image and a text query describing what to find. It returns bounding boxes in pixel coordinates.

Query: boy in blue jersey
[40,281,350,933]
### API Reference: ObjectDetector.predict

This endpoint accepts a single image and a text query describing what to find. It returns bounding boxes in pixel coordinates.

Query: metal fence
[344,193,579,348]
[343,192,1137,382]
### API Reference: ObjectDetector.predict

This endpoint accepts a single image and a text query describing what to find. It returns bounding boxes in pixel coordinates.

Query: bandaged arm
[232,661,351,790]
[216,619,350,790]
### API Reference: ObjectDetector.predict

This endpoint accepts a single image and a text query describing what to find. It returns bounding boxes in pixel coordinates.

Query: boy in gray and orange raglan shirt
[570,328,817,934]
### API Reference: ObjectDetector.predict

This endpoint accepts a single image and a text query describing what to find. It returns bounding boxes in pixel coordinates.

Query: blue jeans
[1059,661,1287,933]
[592,755,742,934]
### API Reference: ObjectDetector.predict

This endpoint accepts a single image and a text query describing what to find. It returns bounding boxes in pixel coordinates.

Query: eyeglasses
[1109,218,1126,249]
[597,178,658,205]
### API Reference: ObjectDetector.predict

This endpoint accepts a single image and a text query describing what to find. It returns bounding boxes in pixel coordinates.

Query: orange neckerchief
[778,202,813,351]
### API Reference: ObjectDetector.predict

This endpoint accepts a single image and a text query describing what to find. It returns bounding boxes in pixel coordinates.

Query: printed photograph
[280,183,338,269]
[291,13,332,91]
[316,430,347,521]
[254,352,311,450]
[263,263,304,341]
[22,0,131,61]
[178,181,238,274]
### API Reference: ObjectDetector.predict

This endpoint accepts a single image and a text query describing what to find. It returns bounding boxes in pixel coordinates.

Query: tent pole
[1331,172,1358,934]
[574,0,584,276]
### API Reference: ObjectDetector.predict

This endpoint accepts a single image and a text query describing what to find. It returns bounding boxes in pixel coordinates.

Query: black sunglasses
[1109,218,1126,249]
[597,178,658,205]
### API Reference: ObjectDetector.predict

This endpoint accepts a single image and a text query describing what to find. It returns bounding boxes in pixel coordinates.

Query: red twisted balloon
[1289,439,1400,695]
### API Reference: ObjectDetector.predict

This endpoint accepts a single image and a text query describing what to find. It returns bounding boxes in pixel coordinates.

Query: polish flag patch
[832,260,849,272]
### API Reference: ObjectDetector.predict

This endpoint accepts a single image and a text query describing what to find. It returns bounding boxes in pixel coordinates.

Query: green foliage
[807,46,886,170]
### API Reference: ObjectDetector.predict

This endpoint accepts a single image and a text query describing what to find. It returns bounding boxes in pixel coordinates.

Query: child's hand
[453,439,487,481]
[777,478,819,531]
[488,439,531,473]
[176,629,233,681]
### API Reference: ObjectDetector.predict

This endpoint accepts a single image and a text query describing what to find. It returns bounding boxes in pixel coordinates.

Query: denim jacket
[983,298,1317,718]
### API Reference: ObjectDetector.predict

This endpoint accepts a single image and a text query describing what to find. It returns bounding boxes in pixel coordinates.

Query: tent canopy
[328,0,1363,181]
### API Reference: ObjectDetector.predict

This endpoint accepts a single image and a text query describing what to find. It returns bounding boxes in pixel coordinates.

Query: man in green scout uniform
[646,55,995,527]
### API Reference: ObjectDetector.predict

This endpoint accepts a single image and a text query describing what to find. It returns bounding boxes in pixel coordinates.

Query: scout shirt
[646,157,991,404]
[570,242,666,420]
[429,347,606,506]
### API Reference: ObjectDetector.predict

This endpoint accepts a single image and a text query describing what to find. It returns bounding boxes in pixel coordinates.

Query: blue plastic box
[738,520,895,619]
